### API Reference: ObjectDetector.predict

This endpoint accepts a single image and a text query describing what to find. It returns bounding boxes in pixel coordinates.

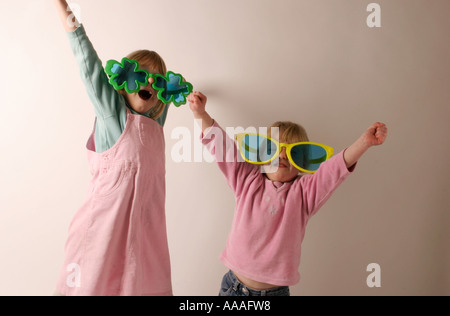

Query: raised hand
[343,122,388,169]
[187,91,213,132]
[53,0,79,32]
[188,91,208,116]
[362,122,388,147]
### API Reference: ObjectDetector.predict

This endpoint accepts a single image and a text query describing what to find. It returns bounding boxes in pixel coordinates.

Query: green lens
[240,135,277,163]
[290,144,328,171]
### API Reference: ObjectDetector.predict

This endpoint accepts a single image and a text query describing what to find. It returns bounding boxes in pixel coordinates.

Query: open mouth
[138,89,152,101]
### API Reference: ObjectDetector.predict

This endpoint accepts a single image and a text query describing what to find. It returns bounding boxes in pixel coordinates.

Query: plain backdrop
[0,0,449,296]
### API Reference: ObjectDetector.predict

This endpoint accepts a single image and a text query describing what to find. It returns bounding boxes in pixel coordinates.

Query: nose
[279,146,288,159]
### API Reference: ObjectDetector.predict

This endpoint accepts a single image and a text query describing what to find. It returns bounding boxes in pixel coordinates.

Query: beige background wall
[0,0,448,295]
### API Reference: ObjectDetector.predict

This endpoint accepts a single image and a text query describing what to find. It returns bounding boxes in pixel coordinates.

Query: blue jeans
[218,270,290,296]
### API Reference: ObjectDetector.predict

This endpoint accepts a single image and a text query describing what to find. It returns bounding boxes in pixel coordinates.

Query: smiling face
[124,65,159,114]
[122,50,167,118]
[263,143,302,182]
[262,121,309,183]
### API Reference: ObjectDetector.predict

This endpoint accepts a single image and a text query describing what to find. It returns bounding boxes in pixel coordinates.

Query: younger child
[53,0,172,295]
[188,91,387,296]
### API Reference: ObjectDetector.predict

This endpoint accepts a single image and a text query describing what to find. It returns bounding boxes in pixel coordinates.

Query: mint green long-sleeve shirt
[67,25,169,153]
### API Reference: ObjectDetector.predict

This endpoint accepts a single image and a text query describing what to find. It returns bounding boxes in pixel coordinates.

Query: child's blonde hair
[268,121,309,143]
[120,49,167,120]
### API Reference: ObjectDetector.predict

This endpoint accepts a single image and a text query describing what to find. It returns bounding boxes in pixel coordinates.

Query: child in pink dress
[187,91,388,296]
[53,0,172,295]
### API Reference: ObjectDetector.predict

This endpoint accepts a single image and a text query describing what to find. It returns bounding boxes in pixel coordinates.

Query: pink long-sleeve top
[202,121,356,286]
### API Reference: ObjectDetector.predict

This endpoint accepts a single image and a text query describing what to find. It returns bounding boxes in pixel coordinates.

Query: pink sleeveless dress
[57,109,172,296]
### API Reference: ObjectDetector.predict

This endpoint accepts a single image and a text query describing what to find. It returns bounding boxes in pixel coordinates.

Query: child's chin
[130,100,154,114]
[264,167,297,181]
[263,165,279,174]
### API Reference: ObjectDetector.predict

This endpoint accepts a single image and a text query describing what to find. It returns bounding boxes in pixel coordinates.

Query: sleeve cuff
[66,24,85,39]
[341,148,357,173]
[200,119,218,143]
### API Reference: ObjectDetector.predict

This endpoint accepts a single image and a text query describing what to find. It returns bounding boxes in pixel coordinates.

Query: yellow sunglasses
[236,133,334,173]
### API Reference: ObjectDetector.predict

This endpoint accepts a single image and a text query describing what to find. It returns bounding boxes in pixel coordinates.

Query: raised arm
[298,123,387,216]
[53,0,79,32]
[188,91,257,195]
[52,0,129,153]
[343,122,388,168]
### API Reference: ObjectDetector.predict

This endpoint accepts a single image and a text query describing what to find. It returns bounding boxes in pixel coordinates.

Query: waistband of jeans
[227,270,289,295]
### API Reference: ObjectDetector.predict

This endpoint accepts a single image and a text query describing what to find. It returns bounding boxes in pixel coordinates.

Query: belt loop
[232,280,239,292]
[261,289,267,296]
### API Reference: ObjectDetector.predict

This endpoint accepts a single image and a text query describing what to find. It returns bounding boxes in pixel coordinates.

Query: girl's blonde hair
[120,49,167,120]
[268,121,309,143]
